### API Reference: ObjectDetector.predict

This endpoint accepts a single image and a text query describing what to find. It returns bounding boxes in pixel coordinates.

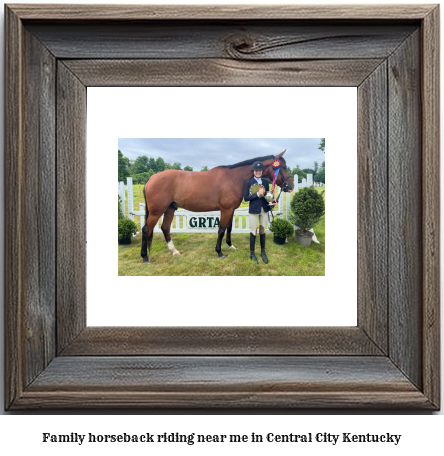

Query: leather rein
[269,157,292,221]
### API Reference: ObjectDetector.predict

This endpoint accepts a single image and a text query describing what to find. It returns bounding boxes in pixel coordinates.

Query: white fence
[297,173,324,189]
[118,174,320,234]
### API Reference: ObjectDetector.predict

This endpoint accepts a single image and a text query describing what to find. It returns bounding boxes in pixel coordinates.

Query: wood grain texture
[16,390,433,410]
[21,28,57,388]
[56,62,87,353]
[29,357,419,391]
[421,6,440,409]
[64,59,384,87]
[357,62,388,354]
[4,4,440,410]
[13,356,433,409]
[388,31,422,389]
[26,22,416,60]
[61,327,382,356]
[7,4,435,20]
[4,4,24,410]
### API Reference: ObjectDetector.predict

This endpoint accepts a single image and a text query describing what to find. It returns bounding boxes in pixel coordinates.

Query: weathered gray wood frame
[5,5,440,410]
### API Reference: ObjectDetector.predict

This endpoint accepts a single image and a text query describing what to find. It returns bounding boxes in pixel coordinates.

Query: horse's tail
[143,179,149,223]
[143,179,154,254]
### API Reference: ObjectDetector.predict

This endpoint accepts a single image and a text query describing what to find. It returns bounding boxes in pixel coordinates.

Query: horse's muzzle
[283,182,293,192]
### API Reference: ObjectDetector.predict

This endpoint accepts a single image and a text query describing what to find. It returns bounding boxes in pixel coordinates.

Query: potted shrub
[118,217,138,245]
[269,218,295,245]
[289,187,325,246]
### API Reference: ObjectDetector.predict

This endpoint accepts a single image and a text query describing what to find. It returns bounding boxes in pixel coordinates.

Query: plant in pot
[118,217,138,245]
[289,187,325,246]
[269,218,295,245]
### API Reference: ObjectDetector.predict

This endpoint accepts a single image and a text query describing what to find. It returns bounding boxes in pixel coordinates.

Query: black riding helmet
[251,161,265,172]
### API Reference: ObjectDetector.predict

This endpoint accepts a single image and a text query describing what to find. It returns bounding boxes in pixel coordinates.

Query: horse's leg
[162,204,180,256]
[141,212,162,263]
[141,224,150,263]
[225,212,236,250]
[215,209,235,259]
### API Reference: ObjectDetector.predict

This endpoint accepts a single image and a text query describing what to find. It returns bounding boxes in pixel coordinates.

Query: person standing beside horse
[140,151,293,264]
[243,161,277,264]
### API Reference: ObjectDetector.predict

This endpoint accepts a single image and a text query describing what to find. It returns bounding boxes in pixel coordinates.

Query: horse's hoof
[173,251,180,256]
[218,254,227,259]
[229,245,236,250]
[142,257,150,263]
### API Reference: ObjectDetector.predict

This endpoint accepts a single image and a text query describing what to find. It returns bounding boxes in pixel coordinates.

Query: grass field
[118,186,325,276]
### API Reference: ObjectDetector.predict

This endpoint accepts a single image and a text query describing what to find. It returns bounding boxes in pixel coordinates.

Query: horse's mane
[219,154,286,169]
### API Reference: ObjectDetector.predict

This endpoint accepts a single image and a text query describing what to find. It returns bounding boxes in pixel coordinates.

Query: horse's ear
[276,149,286,158]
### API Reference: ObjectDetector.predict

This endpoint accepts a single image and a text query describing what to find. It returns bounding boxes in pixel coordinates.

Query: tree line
[118,150,205,184]
[119,138,325,185]
[289,161,325,184]
[289,138,325,184]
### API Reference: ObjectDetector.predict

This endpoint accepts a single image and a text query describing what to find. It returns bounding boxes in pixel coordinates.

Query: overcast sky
[118,138,324,171]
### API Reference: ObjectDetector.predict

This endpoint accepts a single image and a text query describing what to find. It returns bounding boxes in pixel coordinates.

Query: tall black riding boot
[260,233,269,264]
[250,233,258,264]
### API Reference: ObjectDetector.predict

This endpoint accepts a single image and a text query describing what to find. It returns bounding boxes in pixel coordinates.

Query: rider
[243,161,277,264]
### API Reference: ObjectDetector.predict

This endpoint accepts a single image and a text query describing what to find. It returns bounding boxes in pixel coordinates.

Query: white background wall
[88,86,357,327]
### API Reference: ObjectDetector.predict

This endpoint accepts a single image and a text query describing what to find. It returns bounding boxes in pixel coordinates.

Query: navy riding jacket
[243,178,272,214]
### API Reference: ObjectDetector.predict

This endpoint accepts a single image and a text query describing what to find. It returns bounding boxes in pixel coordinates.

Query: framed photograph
[100,88,355,327]
[5,4,440,409]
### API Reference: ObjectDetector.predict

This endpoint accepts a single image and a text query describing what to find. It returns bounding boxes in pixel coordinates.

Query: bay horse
[141,150,294,263]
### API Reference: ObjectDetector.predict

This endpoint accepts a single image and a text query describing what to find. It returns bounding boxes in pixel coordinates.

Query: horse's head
[264,150,294,192]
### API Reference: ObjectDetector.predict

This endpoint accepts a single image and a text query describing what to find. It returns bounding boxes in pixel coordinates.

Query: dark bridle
[275,156,292,195]
[269,156,292,222]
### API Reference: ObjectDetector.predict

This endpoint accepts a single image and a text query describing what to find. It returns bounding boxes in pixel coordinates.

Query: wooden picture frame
[5,4,440,410]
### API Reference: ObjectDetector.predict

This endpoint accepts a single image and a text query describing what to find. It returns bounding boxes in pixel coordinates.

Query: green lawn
[118,186,325,276]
